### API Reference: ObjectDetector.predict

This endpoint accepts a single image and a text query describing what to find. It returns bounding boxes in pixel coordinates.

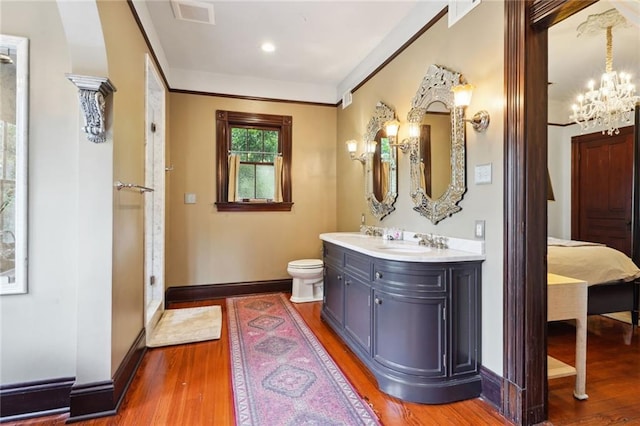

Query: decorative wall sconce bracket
[388,139,412,153]
[467,110,490,132]
[66,74,117,143]
[452,83,490,132]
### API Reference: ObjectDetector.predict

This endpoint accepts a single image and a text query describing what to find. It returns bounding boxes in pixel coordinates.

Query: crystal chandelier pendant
[569,9,639,136]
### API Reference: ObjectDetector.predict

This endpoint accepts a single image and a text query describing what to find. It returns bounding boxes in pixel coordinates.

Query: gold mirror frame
[364,101,397,220]
[408,64,466,224]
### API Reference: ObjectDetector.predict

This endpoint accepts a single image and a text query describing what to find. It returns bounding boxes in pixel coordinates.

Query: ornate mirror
[0,34,28,294]
[365,101,397,219]
[408,64,466,224]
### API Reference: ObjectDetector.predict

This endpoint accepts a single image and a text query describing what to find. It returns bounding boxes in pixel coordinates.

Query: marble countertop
[319,232,486,263]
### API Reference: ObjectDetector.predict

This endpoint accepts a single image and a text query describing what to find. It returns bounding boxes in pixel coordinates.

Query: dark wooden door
[571,126,634,256]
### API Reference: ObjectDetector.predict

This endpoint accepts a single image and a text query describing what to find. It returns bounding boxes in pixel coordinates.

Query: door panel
[344,275,371,353]
[323,264,344,326]
[373,290,446,377]
[572,126,633,255]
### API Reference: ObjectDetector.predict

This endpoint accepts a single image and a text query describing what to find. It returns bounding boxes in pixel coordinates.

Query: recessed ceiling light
[261,42,276,53]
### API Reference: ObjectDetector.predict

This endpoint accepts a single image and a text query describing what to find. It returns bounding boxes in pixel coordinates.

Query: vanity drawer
[323,242,344,267]
[373,260,446,294]
[344,250,373,281]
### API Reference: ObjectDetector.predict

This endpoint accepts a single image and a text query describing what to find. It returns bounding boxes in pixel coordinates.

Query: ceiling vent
[171,0,215,25]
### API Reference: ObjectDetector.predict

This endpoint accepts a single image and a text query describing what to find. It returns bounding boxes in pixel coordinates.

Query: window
[216,110,293,212]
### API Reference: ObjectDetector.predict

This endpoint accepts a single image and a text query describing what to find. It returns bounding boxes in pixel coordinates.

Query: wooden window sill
[215,202,294,212]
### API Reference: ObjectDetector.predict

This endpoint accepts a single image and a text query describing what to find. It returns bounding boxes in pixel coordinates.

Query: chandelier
[570,9,639,136]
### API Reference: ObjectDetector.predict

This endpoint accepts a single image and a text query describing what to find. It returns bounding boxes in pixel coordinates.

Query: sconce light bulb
[385,119,400,137]
[367,140,377,154]
[345,140,358,153]
[452,83,474,107]
[409,124,420,138]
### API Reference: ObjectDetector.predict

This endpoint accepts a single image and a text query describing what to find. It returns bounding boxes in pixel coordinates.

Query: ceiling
[134,0,639,108]
[549,1,640,113]
[133,0,445,103]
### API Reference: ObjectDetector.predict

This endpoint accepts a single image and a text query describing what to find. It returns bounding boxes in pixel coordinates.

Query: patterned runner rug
[227,293,380,426]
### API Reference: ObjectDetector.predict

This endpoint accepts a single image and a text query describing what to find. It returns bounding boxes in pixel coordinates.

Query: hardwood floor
[547,315,640,425]
[6,296,639,425]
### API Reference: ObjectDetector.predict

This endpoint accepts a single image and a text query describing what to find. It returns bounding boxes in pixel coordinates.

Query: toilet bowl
[287,259,324,303]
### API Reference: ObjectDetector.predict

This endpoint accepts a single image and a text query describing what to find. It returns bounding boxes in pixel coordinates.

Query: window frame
[215,110,293,212]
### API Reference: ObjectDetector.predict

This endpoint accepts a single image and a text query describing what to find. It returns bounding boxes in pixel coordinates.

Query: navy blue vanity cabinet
[344,274,372,354]
[322,244,373,357]
[321,241,483,405]
[372,291,447,379]
[323,263,345,326]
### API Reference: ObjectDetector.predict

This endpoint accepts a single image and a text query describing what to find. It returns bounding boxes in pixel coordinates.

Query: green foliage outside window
[231,126,279,199]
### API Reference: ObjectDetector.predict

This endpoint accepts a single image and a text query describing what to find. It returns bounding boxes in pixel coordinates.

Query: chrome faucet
[413,233,448,249]
[360,225,383,237]
[413,233,434,246]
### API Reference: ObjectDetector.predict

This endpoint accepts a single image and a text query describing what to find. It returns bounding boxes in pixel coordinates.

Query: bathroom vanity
[319,232,484,404]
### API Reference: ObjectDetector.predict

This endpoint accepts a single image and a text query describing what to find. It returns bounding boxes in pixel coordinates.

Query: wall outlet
[184,193,196,204]
[474,220,485,239]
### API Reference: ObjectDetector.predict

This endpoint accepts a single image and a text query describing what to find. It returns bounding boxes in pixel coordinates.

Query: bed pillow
[548,244,640,285]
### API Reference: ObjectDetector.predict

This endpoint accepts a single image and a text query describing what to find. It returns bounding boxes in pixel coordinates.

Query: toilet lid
[288,259,323,269]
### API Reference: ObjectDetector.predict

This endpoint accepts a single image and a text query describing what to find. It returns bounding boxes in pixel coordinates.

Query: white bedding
[547,238,640,286]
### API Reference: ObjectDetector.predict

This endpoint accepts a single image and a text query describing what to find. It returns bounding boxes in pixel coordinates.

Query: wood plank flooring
[6,295,639,425]
[547,315,640,426]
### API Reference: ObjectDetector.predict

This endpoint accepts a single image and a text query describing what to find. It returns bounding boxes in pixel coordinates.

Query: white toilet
[287,259,324,303]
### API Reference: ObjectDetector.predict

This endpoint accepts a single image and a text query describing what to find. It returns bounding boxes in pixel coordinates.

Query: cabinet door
[323,264,344,326]
[373,291,446,378]
[450,265,480,376]
[344,275,371,354]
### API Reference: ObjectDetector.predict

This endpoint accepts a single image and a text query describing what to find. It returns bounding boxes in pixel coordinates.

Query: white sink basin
[375,245,431,253]
[340,233,375,239]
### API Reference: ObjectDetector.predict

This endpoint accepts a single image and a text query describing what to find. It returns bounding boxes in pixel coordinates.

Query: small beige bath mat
[147,306,222,348]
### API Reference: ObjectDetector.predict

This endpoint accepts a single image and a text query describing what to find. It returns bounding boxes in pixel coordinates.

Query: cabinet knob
[375,271,383,279]
[345,280,350,286]
[337,275,342,281]
[374,297,382,305]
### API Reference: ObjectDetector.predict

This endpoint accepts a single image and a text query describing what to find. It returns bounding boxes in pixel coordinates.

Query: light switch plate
[474,220,485,239]
[474,163,492,184]
[184,193,196,204]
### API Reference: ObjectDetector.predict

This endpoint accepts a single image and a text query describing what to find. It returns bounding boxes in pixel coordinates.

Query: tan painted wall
[98,0,161,373]
[337,2,505,372]
[167,95,336,286]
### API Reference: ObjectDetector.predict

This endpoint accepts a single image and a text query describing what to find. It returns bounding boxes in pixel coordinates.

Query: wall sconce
[452,83,490,132]
[385,118,411,153]
[346,139,375,164]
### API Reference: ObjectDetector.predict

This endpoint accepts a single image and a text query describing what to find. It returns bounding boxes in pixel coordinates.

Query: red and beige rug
[227,293,380,426]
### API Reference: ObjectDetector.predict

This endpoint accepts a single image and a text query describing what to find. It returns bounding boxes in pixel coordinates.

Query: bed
[547,237,640,325]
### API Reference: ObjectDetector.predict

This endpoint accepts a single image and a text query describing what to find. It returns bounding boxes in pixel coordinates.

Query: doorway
[144,53,166,336]
[505,1,639,424]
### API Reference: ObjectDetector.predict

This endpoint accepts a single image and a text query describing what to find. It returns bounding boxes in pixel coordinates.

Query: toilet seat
[288,259,323,269]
